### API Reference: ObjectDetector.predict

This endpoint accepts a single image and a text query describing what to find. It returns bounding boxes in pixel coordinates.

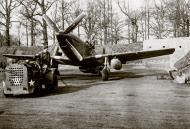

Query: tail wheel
[101,67,110,81]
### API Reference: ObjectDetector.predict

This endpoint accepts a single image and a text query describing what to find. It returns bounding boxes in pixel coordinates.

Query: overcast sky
[9,0,159,46]
[79,0,157,10]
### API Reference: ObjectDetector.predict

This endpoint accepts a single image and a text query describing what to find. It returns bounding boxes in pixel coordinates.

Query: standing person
[39,45,51,74]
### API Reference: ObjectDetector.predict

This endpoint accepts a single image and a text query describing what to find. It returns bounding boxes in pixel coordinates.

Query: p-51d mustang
[4,13,175,81]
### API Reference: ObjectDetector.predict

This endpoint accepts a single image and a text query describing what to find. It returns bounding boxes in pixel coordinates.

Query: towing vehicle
[2,54,58,97]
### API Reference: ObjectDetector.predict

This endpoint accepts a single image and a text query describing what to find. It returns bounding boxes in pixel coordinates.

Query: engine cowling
[111,58,122,70]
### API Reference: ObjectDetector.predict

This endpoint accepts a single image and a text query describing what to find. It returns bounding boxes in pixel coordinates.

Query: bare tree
[149,2,170,39]
[81,1,99,43]
[58,0,78,30]
[112,15,125,44]
[81,0,123,46]
[33,0,56,47]
[164,0,189,37]
[0,0,20,46]
[117,0,141,43]
[50,1,58,44]
[18,0,38,46]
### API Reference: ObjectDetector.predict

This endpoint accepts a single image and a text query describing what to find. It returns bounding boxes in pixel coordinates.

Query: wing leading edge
[83,48,175,64]
[3,48,175,66]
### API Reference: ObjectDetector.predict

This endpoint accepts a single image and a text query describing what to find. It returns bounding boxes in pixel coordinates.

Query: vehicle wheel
[46,73,58,91]
[3,93,12,97]
[101,67,109,81]
[33,81,42,97]
[51,60,58,69]
[52,73,58,90]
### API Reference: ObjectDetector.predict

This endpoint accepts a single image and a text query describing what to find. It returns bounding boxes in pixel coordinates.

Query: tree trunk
[42,18,48,47]
[187,19,189,37]
[128,22,131,44]
[5,0,10,46]
[135,25,138,42]
[174,22,177,37]
[31,20,34,46]
[5,23,10,46]
[103,0,107,54]
[5,14,10,46]
[41,0,48,47]
[62,0,65,30]
[26,20,29,46]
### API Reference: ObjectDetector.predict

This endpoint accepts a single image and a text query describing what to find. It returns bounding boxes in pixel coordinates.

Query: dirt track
[0,65,190,129]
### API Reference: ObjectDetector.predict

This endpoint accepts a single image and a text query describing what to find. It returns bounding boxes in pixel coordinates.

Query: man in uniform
[39,45,51,74]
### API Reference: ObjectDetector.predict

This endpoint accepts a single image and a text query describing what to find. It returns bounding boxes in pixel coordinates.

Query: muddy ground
[0,65,190,129]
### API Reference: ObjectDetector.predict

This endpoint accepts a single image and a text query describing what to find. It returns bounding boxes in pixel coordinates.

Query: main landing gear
[100,57,110,81]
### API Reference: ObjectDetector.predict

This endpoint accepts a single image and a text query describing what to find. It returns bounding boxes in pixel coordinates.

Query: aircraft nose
[56,33,68,40]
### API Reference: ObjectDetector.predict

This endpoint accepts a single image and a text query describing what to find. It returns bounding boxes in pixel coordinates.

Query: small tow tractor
[2,60,58,97]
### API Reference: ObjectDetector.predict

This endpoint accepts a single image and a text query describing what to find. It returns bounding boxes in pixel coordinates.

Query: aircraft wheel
[101,67,109,81]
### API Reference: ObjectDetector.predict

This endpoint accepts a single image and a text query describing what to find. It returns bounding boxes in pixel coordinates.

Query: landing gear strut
[101,67,110,81]
[100,57,110,81]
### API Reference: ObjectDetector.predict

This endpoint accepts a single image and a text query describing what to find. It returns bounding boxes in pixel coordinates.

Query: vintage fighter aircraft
[4,13,175,81]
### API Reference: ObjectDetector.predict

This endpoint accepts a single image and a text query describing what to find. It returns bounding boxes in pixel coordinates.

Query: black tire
[3,93,12,97]
[33,81,42,97]
[51,60,58,69]
[101,67,109,81]
[52,74,58,90]
[46,73,58,91]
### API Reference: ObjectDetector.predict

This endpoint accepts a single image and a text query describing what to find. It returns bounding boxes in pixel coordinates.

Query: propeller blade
[43,14,59,33]
[63,13,86,34]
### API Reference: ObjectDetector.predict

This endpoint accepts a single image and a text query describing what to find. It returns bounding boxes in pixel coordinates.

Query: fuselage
[56,34,104,67]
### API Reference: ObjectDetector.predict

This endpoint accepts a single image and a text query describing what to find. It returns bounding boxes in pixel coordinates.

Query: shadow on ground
[0,68,168,98]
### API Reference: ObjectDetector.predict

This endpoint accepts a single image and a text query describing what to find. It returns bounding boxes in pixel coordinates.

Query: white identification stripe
[53,56,62,60]
[95,55,103,58]
[65,39,83,61]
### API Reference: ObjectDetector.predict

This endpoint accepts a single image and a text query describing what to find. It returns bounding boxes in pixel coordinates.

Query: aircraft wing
[84,48,175,64]
[51,56,75,65]
[3,54,35,60]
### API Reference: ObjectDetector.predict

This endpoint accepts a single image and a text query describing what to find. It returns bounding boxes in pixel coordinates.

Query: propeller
[63,13,85,34]
[43,13,86,62]
[43,14,59,33]
[43,13,85,34]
